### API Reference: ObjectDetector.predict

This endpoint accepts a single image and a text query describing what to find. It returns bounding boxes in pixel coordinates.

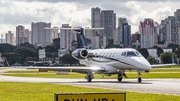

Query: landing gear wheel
[87,75,92,82]
[138,78,141,83]
[118,78,122,82]
[117,74,123,82]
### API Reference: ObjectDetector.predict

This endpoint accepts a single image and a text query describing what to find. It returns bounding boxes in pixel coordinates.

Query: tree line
[0,38,60,65]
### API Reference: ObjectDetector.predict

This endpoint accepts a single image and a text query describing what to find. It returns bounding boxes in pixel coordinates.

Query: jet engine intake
[72,48,90,60]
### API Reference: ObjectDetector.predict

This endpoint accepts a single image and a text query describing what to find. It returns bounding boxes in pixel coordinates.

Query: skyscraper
[16,25,25,45]
[91,7,116,48]
[115,18,127,44]
[59,24,73,50]
[140,18,155,48]
[51,27,59,43]
[122,23,131,47]
[31,22,51,45]
[6,31,14,45]
[101,10,116,40]
[91,7,101,37]
[174,9,180,44]
[159,16,178,45]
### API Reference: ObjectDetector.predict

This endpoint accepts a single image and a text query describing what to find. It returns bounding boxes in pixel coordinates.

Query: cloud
[5,0,180,3]
[0,1,92,38]
[0,0,178,39]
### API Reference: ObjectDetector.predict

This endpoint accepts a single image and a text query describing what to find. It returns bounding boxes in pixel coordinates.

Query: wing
[27,66,105,74]
[151,63,176,68]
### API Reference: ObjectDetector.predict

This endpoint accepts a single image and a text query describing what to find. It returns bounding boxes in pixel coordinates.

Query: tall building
[132,32,140,43]
[91,7,115,47]
[20,29,31,44]
[6,31,14,45]
[122,23,131,47]
[31,22,51,45]
[16,25,25,45]
[154,22,159,46]
[101,10,116,40]
[59,24,73,50]
[174,9,180,45]
[91,7,101,37]
[140,18,155,48]
[115,18,127,45]
[159,16,178,45]
[159,20,166,43]
[51,27,59,43]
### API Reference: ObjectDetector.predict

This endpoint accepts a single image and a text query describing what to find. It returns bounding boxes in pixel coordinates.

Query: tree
[157,47,164,57]
[19,42,35,49]
[53,38,60,49]
[137,48,149,58]
[0,43,16,53]
[2,52,21,65]
[45,45,57,53]
[59,54,78,65]
[46,52,53,58]
[160,52,177,64]
[167,44,179,52]
[175,46,180,58]
[147,56,159,65]
[108,39,114,45]
[132,44,136,49]
[105,44,122,49]
[13,47,37,63]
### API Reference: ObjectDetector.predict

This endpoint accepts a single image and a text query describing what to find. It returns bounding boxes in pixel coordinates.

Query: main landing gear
[85,72,94,82]
[117,73,128,82]
[117,74,123,82]
[117,72,142,83]
[138,72,142,83]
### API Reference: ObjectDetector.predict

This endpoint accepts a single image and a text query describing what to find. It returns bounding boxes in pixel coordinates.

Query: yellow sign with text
[55,92,126,101]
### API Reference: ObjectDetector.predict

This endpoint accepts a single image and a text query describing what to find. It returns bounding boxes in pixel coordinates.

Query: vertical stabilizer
[76,28,88,48]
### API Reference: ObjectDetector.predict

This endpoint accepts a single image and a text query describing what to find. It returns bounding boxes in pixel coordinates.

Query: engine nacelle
[72,48,89,60]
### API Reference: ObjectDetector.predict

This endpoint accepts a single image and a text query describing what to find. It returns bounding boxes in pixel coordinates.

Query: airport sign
[55,92,126,101]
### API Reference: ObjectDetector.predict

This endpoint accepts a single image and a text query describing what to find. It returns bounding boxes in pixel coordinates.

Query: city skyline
[0,0,180,39]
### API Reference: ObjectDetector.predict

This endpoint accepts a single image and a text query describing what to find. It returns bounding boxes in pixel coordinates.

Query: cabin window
[121,52,126,56]
[106,53,109,57]
[113,53,115,57]
[109,53,111,57]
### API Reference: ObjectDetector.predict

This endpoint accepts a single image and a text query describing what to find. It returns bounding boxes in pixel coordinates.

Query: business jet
[28,27,176,83]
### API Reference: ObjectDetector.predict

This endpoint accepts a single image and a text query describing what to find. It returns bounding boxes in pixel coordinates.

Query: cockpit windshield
[127,51,137,56]
[121,51,142,57]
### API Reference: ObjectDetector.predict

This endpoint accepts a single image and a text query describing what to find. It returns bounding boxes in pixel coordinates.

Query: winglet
[172,55,175,64]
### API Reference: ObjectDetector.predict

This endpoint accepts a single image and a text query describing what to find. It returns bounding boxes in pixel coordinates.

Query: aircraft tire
[138,78,141,83]
[87,75,92,82]
[118,78,122,82]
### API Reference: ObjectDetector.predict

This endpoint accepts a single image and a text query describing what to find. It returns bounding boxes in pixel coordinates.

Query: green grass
[0,81,179,101]
[152,66,180,68]
[0,68,8,70]
[2,72,180,78]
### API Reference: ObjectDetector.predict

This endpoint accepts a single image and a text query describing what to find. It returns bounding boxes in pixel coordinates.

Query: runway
[0,68,180,96]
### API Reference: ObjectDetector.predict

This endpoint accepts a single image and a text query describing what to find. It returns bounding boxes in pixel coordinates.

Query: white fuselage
[77,48,151,74]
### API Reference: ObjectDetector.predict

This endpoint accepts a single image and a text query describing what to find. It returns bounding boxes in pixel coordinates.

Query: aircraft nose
[133,57,151,70]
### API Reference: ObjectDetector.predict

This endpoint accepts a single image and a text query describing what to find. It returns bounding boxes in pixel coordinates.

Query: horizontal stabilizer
[151,63,176,68]
[44,27,104,30]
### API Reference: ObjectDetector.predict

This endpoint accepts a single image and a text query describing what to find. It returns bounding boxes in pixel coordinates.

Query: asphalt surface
[0,68,180,96]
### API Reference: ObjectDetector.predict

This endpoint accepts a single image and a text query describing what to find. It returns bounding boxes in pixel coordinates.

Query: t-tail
[76,28,88,48]
[44,27,103,49]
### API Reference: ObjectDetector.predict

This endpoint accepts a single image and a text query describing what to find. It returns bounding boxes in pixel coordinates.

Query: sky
[0,0,180,39]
